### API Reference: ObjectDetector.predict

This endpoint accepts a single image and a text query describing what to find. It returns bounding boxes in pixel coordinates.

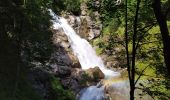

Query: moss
[91,38,105,55]
[102,26,110,35]
[95,48,103,55]
[81,72,90,84]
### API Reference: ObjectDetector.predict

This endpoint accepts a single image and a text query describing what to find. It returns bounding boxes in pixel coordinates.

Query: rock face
[50,19,105,94]
[79,15,102,40]
[62,2,102,40]
[50,27,80,68]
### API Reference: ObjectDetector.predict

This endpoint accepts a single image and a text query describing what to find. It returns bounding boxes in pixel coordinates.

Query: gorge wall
[49,2,104,93]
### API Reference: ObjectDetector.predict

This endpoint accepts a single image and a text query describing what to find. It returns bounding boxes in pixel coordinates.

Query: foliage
[87,0,124,24]
[53,0,81,15]
[49,76,75,100]
[89,0,170,99]
[0,0,52,99]
[22,0,54,64]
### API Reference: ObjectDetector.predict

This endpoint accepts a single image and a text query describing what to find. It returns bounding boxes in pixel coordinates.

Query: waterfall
[49,9,119,78]
[49,9,122,100]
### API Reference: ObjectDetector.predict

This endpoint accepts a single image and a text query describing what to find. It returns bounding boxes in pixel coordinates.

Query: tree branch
[165,7,170,17]
[135,24,155,50]
[135,65,149,85]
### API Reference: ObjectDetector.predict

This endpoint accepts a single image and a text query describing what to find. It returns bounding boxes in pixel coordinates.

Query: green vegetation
[49,76,75,100]
[88,0,170,99]
[53,0,81,15]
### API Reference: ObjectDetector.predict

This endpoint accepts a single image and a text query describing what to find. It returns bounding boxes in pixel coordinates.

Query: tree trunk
[124,0,141,99]
[153,0,170,75]
[130,88,135,100]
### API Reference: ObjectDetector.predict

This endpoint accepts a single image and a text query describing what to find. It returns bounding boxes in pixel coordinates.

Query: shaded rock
[61,78,71,88]
[59,68,83,93]
[71,68,84,81]
[27,68,50,99]
[70,79,81,92]
[56,66,71,77]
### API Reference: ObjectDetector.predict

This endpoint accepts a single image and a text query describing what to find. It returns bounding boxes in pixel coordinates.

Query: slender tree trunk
[130,0,141,100]
[153,0,170,75]
[124,0,133,99]
[124,0,141,100]
[125,0,131,84]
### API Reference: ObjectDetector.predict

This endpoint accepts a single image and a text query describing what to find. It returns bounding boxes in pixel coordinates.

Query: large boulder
[71,67,105,82]
[85,67,105,81]
[69,67,104,89]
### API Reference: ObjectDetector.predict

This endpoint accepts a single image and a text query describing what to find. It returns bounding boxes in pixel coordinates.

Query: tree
[125,0,141,99]
[0,0,53,99]
[152,0,170,75]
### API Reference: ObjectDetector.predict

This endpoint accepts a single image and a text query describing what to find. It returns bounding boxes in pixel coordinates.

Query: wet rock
[70,67,104,88]
[85,67,105,81]
[71,61,81,68]
[60,42,70,48]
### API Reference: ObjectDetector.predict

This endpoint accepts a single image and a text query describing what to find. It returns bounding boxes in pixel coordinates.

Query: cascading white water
[49,9,119,78]
[78,86,106,100]
[49,9,121,100]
